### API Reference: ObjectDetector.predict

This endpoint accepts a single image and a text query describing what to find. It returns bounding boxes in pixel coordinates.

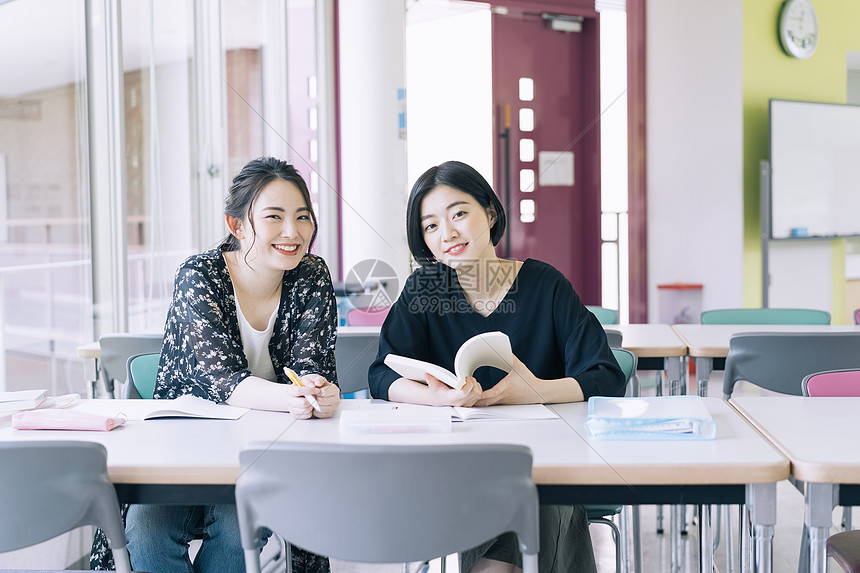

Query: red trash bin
[657,283,703,325]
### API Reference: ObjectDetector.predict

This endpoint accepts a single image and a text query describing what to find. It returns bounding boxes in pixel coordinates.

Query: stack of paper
[585,396,716,440]
[340,408,452,434]
[0,389,47,413]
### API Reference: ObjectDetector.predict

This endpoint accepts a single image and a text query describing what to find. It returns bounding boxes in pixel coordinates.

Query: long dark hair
[222,157,318,252]
[406,160,506,265]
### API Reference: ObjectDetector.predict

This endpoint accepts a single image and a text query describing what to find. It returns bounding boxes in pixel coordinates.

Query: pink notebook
[12,409,126,432]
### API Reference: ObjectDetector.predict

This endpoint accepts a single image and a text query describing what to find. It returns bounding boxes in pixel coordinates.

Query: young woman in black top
[368,160,625,573]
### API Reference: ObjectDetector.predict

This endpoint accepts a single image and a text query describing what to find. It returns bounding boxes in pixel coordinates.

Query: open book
[585,396,716,440]
[0,389,47,413]
[73,395,248,421]
[384,331,513,390]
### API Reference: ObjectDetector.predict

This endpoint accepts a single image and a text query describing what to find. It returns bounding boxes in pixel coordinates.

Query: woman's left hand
[300,373,341,419]
[474,355,545,406]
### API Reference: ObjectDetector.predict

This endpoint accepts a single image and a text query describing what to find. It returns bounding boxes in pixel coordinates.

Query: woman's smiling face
[419,185,497,268]
[237,178,315,271]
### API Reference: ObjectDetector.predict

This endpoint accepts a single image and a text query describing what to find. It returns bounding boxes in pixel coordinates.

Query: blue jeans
[126,504,264,573]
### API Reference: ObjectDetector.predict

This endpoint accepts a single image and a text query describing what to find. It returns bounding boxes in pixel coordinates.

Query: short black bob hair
[222,156,318,252]
[406,160,507,265]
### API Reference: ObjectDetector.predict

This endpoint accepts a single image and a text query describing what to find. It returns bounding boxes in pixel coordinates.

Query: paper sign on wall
[538,151,574,186]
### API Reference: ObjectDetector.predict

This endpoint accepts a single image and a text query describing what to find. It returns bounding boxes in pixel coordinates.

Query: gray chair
[334,330,380,396]
[236,442,539,573]
[605,328,623,349]
[0,441,132,573]
[723,332,860,400]
[825,529,860,573]
[98,333,163,398]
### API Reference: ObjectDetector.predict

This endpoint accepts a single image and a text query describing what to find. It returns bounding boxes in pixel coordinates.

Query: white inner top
[235,300,278,382]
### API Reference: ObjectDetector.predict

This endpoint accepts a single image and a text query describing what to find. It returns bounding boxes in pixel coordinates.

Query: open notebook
[73,395,248,421]
[585,396,716,440]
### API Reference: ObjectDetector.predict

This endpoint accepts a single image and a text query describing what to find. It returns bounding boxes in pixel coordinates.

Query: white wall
[646,0,744,322]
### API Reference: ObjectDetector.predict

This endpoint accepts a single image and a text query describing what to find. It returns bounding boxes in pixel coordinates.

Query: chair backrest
[723,332,860,399]
[335,331,380,395]
[347,306,390,326]
[611,347,637,384]
[98,333,163,396]
[0,441,131,572]
[125,352,161,399]
[604,328,623,348]
[802,368,860,397]
[586,305,618,325]
[700,308,830,325]
[236,442,539,567]
[611,347,638,397]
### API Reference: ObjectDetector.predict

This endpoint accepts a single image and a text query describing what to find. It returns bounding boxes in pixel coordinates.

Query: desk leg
[665,356,691,537]
[804,482,836,573]
[695,357,712,398]
[724,505,735,573]
[670,505,681,573]
[747,483,776,573]
[698,504,713,573]
[741,504,751,573]
[84,356,99,399]
[666,357,682,396]
[632,505,642,573]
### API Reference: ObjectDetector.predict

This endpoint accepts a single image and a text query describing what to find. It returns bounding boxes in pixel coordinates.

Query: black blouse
[153,246,338,402]
[368,259,625,401]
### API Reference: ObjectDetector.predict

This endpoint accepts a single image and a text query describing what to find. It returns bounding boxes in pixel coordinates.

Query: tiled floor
[328,372,846,573]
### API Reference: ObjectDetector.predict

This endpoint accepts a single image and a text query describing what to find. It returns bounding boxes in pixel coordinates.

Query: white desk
[1,398,787,572]
[672,324,860,396]
[606,324,688,395]
[730,396,860,573]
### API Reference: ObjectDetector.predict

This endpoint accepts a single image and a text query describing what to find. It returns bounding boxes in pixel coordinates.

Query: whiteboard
[769,99,860,239]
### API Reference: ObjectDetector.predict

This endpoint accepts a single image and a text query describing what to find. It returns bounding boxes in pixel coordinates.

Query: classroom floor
[324,372,845,573]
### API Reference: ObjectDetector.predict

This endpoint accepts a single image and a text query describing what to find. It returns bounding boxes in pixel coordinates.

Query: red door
[491,7,602,303]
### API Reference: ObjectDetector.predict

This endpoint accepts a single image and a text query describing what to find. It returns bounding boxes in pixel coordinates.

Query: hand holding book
[384,331,513,390]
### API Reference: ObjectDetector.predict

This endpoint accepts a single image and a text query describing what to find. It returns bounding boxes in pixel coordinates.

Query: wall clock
[778,0,818,59]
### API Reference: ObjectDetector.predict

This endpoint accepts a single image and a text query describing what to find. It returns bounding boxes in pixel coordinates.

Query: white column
[193,0,227,251]
[337,0,410,283]
[262,0,289,159]
[316,0,340,274]
[87,0,128,334]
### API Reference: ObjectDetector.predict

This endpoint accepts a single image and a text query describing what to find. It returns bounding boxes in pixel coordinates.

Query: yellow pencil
[284,367,321,412]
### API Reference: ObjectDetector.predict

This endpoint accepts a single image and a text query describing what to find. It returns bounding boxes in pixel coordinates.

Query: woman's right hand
[283,382,319,419]
[424,373,482,407]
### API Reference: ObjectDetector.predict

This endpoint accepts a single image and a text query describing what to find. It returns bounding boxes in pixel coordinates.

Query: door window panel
[519,108,534,132]
[518,77,534,101]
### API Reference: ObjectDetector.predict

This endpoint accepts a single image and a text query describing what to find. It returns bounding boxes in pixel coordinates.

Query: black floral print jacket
[154,245,338,400]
